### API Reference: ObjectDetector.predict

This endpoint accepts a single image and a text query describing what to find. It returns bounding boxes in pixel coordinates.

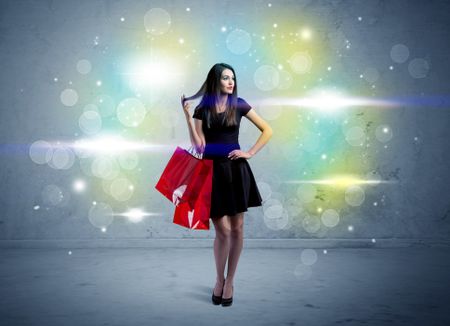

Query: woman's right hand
[181,94,190,117]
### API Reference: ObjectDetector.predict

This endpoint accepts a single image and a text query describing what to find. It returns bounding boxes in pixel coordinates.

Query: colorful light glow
[285,176,397,187]
[25,4,419,234]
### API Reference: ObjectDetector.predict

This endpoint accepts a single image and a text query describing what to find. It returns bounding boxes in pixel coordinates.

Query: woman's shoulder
[237,96,251,106]
[193,104,205,120]
[236,97,252,115]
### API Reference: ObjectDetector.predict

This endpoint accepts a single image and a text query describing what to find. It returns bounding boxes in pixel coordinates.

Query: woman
[181,63,273,307]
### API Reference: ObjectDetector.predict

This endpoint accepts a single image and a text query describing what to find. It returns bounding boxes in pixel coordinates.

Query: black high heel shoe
[221,285,233,307]
[212,280,225,305]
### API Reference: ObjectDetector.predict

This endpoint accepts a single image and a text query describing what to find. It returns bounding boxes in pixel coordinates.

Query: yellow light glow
[122,54,182,92]
[300,28,312,40]
[285,175,397,187]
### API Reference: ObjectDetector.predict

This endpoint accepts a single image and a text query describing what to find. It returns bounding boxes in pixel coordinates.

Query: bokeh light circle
[341,116,365,134]
[254,65,279,91]
[363,67,379,83]
[91,156,120,180]
[41,184,70,207]
[60,88,78,107]
[288,51,312,74]
[345,126,366,147]
[88,202,114,228]
[77,59,92,74]
[49,145,75,170]
[144,8,171,35]
[263,198,283,219]
[29,140,53,164]
[263,207,289,230]
[116,98,146,127]
[408,58,430,78]
[226,29,252,54]
[390,44,409,63]
[375,124,393,142]
[321,209,340,227]
[118,152,139,170]
[300,248,318,265]
[110,177,134,201]
[345,185,365,206]
[269,191,286,204]
[79,110,102,135]
[302,213,321,233]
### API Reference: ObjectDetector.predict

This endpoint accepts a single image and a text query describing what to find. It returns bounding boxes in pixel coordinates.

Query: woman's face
[219,68,235,95]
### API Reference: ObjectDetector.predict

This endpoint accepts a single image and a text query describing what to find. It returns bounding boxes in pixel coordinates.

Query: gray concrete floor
[1,247,449,326]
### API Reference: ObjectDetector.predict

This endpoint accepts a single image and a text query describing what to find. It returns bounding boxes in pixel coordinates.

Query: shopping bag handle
[186,145,204,160]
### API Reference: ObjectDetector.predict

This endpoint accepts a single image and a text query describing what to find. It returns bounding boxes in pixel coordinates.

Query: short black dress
[192,97,263,219]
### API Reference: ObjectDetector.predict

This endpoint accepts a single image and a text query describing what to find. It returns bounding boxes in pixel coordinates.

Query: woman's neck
[216,94,228,112]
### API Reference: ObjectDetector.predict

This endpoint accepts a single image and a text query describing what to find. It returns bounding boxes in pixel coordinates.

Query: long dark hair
[184,63,238,128]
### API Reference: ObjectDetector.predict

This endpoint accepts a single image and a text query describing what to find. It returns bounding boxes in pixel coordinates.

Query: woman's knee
[212,216,231,238]
[229,213,244,236]
[230,225,243,237]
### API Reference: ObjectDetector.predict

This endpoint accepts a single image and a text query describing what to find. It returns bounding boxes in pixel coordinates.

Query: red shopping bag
[155,146,213,229]
[173,159,213,230]
[155,146,205,208]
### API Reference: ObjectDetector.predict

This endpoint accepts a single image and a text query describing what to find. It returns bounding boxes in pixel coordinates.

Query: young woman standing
[181,63,273,306]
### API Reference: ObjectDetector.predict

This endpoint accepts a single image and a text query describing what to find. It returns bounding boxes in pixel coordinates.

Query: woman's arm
[228,108,273,160]
[181,95,205,152]
[194,119,206,151]
[246,109,273,157]
[185,115,205,151]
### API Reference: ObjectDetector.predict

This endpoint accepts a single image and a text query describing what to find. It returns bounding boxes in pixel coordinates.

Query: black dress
[192,97,263,219]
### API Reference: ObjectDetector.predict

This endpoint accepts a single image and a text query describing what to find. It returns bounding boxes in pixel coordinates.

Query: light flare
[285,176,397,187]
[116,208,160,223]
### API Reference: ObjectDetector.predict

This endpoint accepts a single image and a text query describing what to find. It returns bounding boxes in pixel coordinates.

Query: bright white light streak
[115,208,161,223]
[71,136,169,153]
[39,136,184,154]
[258,96,400,110]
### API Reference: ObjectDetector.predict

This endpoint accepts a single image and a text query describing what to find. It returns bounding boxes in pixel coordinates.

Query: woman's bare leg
[211,216,231,296]
[223,212,244,298]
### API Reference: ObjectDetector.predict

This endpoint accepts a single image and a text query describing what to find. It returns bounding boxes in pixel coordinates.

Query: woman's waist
[203,143,241,159]
[204,142,241,151]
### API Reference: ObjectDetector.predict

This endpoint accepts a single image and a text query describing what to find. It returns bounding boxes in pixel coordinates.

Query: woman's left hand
[228,150,253,160]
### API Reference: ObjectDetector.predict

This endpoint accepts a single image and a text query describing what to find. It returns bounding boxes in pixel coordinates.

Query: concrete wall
[0,0,449,244]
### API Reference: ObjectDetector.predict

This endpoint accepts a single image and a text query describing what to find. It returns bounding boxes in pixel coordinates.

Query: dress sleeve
[192,105,203,120]
[238,97,252,117]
